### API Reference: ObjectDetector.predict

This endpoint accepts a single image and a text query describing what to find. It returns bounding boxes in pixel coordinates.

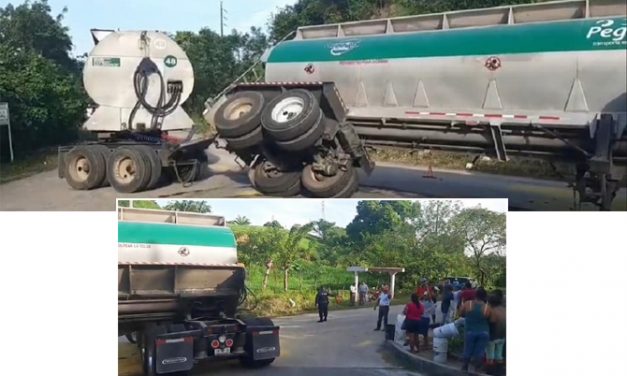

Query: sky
[150,199,508,228]
[3,0,298,55]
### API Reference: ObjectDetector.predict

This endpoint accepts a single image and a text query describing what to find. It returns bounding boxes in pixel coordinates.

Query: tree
[163,200,211,213]
[132,200,161,210]
[117,200,160,209]
[0,1,85,159]
[274,223,315,291]
[175,27,269,115]
[231,215,251,226]
[451,208,506,285]
[346,200,421,243]
[263,220,283,229]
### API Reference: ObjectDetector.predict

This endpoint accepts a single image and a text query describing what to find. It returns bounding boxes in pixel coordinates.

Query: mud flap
[244,321,280,360]
[155,334,195,374]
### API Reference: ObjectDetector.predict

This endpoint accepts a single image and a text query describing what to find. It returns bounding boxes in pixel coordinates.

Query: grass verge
[370,146,569,181]
[0,148,58,184]
[244,289,412,318]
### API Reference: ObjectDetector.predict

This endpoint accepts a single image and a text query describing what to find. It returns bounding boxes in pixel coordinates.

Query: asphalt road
[1,146,625,211]
[118,306,421,376]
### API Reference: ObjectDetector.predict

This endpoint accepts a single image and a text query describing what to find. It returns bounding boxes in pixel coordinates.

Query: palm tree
[231,215,251,226]
[163,200,211,213]
[275,223,315,291]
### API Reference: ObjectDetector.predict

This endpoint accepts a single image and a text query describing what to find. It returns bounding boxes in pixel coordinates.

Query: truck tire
[252,160,301,196]
[333,167,359,198]
[274,111,325,152]
[302,164,357,198]
[215,91,265,138]
[107,147,152,193]
[261,89,322,142]
[225,126,263,150]
[64,145,107,190]
[141,338,157,376]
[90,144,111,187]
[136,145,162,190]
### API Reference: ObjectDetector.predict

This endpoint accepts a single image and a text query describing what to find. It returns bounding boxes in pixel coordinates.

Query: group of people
[400,278,506,375]
[316,279,505,375]
[349,282,371,305]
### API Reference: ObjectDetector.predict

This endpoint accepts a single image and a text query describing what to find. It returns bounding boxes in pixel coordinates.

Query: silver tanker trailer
[118,208,280,375]
[207,0,627,209]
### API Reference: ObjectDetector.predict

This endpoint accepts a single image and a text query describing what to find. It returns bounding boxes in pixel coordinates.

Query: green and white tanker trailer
[207,0,627,209]
[59,0,627,209]
[118,208,279,375]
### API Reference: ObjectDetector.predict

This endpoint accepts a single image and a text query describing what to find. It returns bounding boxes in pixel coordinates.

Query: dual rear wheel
[215,89,359,198]
[64,144,169,193]
[215,89,325,153]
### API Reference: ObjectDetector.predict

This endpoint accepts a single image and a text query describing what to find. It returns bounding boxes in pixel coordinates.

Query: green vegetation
[0,1,86,162]
[233,200,505,316]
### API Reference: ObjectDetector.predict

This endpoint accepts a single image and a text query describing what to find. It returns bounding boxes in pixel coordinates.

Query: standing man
[315,286,330,322]
[441,284,454,324]
[359,282,368,305]
[374,286,392,331]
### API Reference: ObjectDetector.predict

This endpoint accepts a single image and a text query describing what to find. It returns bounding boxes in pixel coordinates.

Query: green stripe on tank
[268,17,627,63]
[118,222,236,248]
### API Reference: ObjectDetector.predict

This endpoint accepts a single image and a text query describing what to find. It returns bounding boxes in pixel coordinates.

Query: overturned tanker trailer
[118,208,280,375]
[206,0,627,209]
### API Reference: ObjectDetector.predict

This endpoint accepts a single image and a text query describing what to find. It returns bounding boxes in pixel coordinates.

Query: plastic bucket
[394,315,406,346]
[433,337,448,363]
[385,324,396,340]
[433,322,459,338]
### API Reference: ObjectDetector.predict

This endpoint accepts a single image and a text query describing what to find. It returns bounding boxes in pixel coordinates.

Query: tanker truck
[118,207,280,375]
[205,0,627,209]
[59,0,627,209]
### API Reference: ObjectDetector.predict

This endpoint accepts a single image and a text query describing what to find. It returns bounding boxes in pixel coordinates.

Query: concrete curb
[384,340,487,376]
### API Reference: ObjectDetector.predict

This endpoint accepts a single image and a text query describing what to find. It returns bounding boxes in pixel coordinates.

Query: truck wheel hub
[271,97,304,123]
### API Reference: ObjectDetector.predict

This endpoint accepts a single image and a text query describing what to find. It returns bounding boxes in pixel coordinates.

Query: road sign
[0,102,14,162]
[347,266,367,272]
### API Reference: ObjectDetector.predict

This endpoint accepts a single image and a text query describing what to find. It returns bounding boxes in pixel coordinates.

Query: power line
[220,1,229,37]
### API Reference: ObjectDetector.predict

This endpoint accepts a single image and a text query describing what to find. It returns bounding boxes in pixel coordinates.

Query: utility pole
[220,1,228,37]
[321,201,326,220]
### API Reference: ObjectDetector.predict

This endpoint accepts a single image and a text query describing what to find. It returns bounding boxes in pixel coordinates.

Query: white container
[433,322,459,339]
[433,337,448,363]
[394,314,406,346]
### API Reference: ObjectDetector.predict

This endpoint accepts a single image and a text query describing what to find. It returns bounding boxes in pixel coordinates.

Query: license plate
[214,348,231,355]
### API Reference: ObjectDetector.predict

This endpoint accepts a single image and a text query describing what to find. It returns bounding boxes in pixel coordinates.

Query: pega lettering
[587,19,627,42]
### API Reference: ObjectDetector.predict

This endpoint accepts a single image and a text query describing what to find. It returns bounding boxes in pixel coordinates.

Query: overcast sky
[4,0,298,55]
[147,199,508,228]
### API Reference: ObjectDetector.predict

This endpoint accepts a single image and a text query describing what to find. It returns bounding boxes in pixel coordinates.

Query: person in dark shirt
[315,286,332,322]
[441,284,454,324]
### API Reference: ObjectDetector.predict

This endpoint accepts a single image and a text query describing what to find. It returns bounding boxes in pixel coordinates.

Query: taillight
[210,340,220,349]
[225,338,234,347]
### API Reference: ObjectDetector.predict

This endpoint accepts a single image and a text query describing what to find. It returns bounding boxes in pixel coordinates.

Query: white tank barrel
[83,30,195,132]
